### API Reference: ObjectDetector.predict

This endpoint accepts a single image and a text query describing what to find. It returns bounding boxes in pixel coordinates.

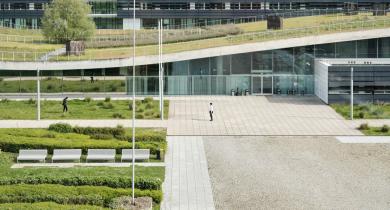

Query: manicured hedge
[0,176,162,190]
[0,202,108,210]
[0,184,162,206]
[0,136,163,155]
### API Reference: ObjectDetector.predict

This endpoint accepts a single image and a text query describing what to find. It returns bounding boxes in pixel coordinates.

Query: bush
[136,114,144,119]
[0,176,162,190]
[104,97,111,102]
[137,108,144,112]
[84,97,92,103]
[73,126,126,137]
[145,103,153,109]
[109,84,117,92]
[90,133,112,140]
[120,81,125,87]
[381,125,389,133]
[92,86,100,92]
[0,98,9,103]
[144,110,154,116]
[48,123,73,133]
[27,98,36,104]
[143,97,153,104]
[102,102,114,109]
[46,84,54,91]
[358,112,365,119]
[0,184,162,206]
[128,103,133,110]
[358,123,369,130]
[112,113,125,119]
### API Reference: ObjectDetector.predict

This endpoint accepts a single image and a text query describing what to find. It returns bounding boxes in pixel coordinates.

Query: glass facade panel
[273,49,293,74]
[190,58,209,75]
[335,41,356,58]
[252,51,272,71]
[357,39,377,58]
[378,38,390,58]
[294,46,314,75]
[210,56,230,75]
[315,43,335,58]
[231,53,250,74]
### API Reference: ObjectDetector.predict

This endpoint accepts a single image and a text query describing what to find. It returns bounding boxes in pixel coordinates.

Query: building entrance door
[251,74,273,95]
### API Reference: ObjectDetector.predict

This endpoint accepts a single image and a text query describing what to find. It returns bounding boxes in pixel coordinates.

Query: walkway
[161,136,215,210]
[167,96,361,136]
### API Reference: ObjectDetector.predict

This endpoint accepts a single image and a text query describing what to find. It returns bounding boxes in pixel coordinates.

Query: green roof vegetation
[1,12,390,61]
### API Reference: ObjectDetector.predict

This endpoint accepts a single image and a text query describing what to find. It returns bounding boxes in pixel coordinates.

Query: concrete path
[0,119,167,128]
[161,136,215,210]
[336,136,390,143]
[167,96,361,136]
[11,162,164,169]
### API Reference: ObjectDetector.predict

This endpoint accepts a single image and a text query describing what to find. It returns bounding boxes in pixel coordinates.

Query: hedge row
[0,137,164,155]
[0,184,162,206]
[0,176,162,190]
[0,202,107,210]
[48,123,165,142]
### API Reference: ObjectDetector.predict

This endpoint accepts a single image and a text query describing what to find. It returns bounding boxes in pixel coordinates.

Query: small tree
[42,0,95,43]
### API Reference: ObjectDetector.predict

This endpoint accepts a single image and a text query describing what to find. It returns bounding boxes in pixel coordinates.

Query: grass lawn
[331,103,390,119]
[0,78,126,93]
[0,202,109,210]
[0,99,169,120]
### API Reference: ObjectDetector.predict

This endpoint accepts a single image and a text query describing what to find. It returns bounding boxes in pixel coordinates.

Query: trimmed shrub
[144,110,154,116]
[0,176,162,190]
[0,98,9,103]
[128,103,133,110]
[112,113,125,119]
[358,112,365,119]
[0,202,104,210]
[92,86,100,92]
[143,97,153,104]
[381,125,389,133]
[102,103,114,109]
[48,123,73,133]
[73,126,125,137]
[120,81,125,87]
[104,97,111,102]
[84,97,92,103]
[27,98,36,104]
[136,114,144,119]
[137,108,144,112]
[358,123,369,130]
[90,133,112,140]
[145,103,153,109]
[0,184,162,206]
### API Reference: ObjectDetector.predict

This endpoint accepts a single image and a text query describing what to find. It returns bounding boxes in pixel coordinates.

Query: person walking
[209,102,214,121]
[62,97,69,113]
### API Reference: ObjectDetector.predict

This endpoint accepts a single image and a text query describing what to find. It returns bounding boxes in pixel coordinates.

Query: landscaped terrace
[1,11,390,62]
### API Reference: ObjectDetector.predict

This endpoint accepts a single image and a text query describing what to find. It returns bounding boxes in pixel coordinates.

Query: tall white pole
[351,66,354,120]
[161,20,164,120]
[131,0,136,204]
[37,68,40,121]
[158,20,162,114]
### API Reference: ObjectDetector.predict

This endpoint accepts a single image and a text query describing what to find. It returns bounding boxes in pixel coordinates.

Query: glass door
[251,74,273,95]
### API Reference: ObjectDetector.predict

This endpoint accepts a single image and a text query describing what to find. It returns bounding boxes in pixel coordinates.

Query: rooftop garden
[1,12,390,62]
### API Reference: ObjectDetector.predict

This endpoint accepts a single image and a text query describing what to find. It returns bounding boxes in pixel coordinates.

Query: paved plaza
[204,136,390,210]
[167,96,361,136]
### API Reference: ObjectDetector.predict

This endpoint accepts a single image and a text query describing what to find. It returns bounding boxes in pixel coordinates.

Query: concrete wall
[314,60,329,104]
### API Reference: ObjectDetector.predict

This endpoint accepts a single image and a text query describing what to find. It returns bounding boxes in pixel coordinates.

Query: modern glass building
[1,37,390,104]
[0,0,389,29]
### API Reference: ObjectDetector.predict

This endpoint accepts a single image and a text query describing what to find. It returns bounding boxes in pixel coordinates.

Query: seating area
[16,149,150,163]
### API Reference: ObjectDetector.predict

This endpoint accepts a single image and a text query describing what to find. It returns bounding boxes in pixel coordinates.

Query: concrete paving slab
[161,136,215,210]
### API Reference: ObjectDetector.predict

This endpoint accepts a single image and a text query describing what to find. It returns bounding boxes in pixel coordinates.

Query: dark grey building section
[328,65,390,103]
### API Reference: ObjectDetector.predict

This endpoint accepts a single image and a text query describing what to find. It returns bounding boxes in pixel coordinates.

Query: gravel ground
[204,136,390,210]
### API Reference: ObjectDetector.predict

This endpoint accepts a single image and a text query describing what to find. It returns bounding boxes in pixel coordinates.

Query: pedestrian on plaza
[209,102,214,121]
[62,97,69,113]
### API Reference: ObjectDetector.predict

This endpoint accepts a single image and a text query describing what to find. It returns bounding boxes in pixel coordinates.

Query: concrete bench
[52,149,82,162]
[17,149,47,163]
[121,149,150,162]
[86,149,116,162]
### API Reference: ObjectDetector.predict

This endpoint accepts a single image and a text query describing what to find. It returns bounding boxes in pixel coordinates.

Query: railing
[0,9,348,45]
[1,16,390,62]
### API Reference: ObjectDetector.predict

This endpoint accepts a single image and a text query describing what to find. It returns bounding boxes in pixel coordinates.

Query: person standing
[209,102,214,121]
[62,97,69,113]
